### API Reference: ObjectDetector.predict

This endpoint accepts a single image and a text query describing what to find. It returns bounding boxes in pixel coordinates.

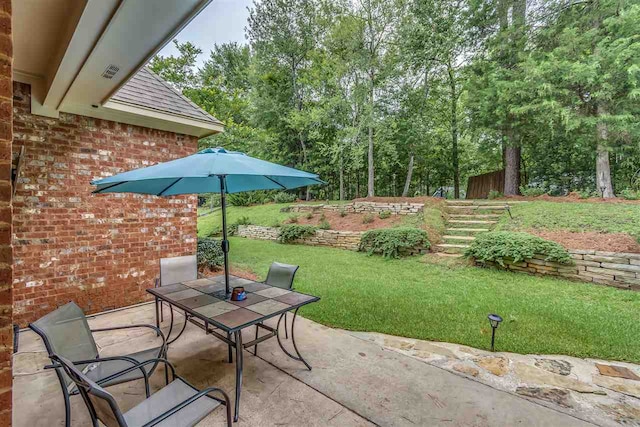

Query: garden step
[448,214,501,219]
[443,235,476,241]
[446,200,528,205]
[435,243,469,254]
[448,220,497,225]
[446,205,508,211]
[445,227,490,234]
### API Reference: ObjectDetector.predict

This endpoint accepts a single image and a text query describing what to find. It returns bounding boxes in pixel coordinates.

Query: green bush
[278,224,317,243]
[465,231,573,266]
[197,238,224,270]
[229,216,251,235]
[378,210,392,219]
[272,191,297,204]
[362,213,375,224]
[488,190,503,199]
[305,212,314,220]
[289,215,299,223]
[339,209,348,217]
[620,188,640,200]
[359,228,430,258]
[228,191,274,206]
[578,189,598,199]
[318,220,331,230]
[519,186,546,197]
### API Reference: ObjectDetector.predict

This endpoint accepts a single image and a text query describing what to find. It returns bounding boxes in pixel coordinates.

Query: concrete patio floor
[13,302,596,426]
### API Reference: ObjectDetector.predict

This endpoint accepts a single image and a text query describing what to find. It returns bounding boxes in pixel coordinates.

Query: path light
[488,314,503,352]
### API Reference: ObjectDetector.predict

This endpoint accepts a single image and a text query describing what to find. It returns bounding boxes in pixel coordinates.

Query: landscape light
[487,314,503,352]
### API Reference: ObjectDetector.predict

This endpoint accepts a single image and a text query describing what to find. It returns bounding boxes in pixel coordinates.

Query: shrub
[305,212,314,220]
[578,189,598,199]
[620,188,640,200]
[288,215,299,223]
[272,191,297,204]
[379,210,392,219]
[519,186,546,197]
[359,228,430,259]
[362,213,375,224]
[487,190,503,199]
[197,238,224,270]
[318,220,331,230]
[465,231,573,266]
[339,209,348,217]
[278,224,317,243]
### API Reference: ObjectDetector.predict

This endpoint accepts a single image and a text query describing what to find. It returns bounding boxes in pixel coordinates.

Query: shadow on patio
[13,303,592,426]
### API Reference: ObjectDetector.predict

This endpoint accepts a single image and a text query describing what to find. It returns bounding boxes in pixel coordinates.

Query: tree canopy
[151,0,640,199]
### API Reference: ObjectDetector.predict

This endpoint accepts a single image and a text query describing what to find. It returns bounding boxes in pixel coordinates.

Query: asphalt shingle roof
[111,67,222,125]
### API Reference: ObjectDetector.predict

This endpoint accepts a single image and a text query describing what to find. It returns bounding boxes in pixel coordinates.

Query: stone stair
[435,200,515,255]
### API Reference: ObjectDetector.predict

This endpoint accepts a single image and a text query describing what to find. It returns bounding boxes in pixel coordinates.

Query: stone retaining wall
[236,225,429,255]
[289,201,424,216]
[478,249,640,291]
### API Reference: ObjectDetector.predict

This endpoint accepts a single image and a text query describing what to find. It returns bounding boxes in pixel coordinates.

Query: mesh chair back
[265,262,299,290]
[160,255,198,287]
[30,302,99,385]
[52,354,127,427]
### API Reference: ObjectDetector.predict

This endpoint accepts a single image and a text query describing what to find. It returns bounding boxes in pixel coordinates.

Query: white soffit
[60,0,210,108]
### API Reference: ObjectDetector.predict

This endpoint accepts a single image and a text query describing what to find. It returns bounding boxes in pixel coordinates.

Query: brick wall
[11,83,198,326]
[476,249,640,291]
[0,1,11,424]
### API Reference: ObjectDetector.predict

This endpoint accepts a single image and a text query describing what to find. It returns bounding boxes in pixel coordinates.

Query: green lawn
[496,201,640,241]
[227,237,640,362]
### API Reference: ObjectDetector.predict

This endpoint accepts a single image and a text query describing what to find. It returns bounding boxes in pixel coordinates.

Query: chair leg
[62,386,71,427]
[254,324,259,356]
[284,312,288,339]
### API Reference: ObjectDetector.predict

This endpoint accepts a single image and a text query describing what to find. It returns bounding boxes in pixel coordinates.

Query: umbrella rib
[92,181,128,194]
[157,178,183,196]
[264,176,287,190]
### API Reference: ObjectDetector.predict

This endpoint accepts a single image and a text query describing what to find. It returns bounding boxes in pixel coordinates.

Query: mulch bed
[291,210,405,232]
[528,230,640,254]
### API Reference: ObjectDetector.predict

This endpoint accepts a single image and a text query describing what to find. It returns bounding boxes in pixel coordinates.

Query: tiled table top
[148,275,319,332]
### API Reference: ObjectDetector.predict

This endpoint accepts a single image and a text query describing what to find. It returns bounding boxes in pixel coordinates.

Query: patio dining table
[147,274,320,422]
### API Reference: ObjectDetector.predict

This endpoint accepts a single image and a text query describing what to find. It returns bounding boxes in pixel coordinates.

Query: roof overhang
[12,0,221,137]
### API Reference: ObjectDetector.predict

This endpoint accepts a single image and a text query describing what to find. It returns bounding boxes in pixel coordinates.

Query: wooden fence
[466,169,505,199]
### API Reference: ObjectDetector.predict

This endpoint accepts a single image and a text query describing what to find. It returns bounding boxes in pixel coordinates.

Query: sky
[158,0,253,67]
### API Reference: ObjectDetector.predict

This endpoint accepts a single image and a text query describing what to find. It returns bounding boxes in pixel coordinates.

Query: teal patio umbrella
[92,147,324,298]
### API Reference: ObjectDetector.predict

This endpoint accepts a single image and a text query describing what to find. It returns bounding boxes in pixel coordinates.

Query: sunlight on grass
[228,237,640,362]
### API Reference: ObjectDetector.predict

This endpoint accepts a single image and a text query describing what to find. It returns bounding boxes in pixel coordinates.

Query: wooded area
[151,0,640,199]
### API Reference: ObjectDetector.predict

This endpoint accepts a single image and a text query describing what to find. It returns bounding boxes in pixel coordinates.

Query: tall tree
[149,40,202,90]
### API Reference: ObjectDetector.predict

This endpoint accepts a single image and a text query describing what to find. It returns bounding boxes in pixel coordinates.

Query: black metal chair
[29,302,167,427]
[50,353,232,427]
[254,262,299,355]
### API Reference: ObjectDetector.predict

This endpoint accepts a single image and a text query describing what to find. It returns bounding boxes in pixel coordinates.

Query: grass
[227,237,640,362]
[496,201,640,241]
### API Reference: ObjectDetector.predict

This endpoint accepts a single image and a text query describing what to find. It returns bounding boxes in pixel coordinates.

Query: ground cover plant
[227,237,640,363]
[465,231,573,265]
[360,228,429,258]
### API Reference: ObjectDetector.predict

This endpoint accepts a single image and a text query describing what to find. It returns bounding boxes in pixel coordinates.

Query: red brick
[12,82,197,326]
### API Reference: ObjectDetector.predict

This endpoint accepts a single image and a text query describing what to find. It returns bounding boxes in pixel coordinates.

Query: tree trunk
[504,143,521,195]
[448,64,460,199]
[367,78,375,198]
[339,152,345,201]
[595,104,615,198]
[402,152,414,197]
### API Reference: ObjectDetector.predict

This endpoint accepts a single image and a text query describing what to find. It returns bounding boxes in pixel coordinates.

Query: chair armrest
[46,355,151,387]
[144,385,231,427]
[92,358,177,386]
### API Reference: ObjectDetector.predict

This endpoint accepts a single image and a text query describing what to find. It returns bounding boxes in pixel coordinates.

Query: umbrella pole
[219,175,231,299]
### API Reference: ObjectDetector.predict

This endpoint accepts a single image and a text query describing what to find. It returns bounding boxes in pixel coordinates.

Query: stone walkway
[12,302,625,426]
[350,331,640,426]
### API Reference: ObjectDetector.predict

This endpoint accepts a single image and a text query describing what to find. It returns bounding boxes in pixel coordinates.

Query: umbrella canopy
[92,147,324,195]
[92,147,324,298]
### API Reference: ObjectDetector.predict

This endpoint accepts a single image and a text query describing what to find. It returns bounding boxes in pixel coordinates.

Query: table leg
[276,308,312,371]
[227,332,233,363]
[233,330,244,422]
[154,297,160,336]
